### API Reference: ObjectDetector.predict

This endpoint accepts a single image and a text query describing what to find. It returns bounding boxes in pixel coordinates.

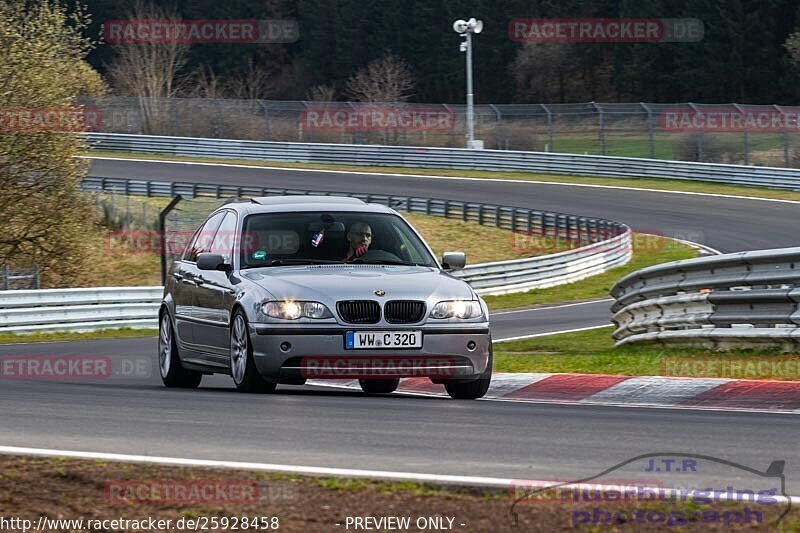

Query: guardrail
[611,248,800,348]
[84,133,800,190]
[81,176,631,296]
[0,287,161,333]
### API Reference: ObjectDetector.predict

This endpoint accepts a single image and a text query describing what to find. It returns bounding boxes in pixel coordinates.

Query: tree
[344,53,415,102]
[104,1,189,133]
[0,0,106,286]
[786,31,800,66]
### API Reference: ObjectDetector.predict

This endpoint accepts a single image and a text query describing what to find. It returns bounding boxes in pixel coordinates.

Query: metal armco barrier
[0,287,162,333]
[84,133,800,190]
[80,176,630,297]
[611,248,800,348]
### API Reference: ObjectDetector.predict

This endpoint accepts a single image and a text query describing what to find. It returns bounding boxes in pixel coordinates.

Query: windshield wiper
[350,259,426,266]
[269,259,345,266]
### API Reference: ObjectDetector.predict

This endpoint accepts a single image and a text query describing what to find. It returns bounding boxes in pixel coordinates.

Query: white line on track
[493,324,612,343]
[3,445,799,502]
[491,299,614,316]
[79,155,800,205]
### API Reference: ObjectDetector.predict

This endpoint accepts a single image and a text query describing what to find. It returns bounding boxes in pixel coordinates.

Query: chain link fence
[82,97,800,168]
[1,265,40,290]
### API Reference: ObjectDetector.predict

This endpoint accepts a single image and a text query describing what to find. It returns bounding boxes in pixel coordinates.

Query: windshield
[240,211,437,269]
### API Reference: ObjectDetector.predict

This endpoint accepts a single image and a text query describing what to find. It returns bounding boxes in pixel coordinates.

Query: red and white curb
[308,373,800,414]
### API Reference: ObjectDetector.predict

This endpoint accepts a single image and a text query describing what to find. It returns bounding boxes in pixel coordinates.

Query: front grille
[385,300,426,324]
[337,300,381,324]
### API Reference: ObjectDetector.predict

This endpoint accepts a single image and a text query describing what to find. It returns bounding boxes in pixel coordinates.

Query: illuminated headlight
[430,300,483,320]
[261,300,332,320]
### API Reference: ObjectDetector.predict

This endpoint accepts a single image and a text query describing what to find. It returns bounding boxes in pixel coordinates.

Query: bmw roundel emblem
[374,289,386,296]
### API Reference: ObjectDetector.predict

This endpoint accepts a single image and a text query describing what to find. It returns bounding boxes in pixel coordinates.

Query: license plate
[346,331,422,349]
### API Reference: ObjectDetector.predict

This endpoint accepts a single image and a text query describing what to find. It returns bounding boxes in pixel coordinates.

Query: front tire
[444,350,492,400]
[359,378,400,394]
[230,310,276,393]
[158,311,202,388]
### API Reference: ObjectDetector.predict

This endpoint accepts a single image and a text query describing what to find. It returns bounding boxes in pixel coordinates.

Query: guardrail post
[159,195,183,286]
[444,200,450,218]
[592,102,605,155]
[494,207,500,228]
[33,264,40,289]
[511,209,517,231]
[425,199,431,215]
[542,104,553,151]
[526,211,532,233]
[478,204,484,225]
[1,266,7,290]
[640,103,655,158]
[461,203,467,222]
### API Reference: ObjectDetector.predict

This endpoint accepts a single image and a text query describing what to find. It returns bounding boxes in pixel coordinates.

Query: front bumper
[250,324,491,380]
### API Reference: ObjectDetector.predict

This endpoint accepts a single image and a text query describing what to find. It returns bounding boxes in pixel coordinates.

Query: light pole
[453,18,483,149]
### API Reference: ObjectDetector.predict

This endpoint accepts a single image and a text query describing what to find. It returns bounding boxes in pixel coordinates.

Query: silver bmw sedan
[159,196,492,399]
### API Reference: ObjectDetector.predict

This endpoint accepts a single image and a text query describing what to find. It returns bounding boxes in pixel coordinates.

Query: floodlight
[453,19,468,33]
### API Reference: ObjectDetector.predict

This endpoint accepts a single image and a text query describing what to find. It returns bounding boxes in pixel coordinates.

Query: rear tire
[159,311,202,389]
[230,310,276,393]
[359,378,400,394]
[444,350,492,400]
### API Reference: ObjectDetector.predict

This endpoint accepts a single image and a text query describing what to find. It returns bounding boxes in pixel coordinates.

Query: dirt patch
[0,456,795,532]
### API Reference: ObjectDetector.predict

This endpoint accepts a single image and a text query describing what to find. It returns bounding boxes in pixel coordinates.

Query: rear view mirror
[441,251,466,271]
[197,253,231,272]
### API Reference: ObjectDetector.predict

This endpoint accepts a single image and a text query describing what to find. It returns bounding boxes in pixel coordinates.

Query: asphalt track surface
[3,157,799,494]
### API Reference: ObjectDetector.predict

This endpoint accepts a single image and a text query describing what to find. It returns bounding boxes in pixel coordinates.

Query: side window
[210,212,238,259]
[184,211,226,262]
[393,225,424,263]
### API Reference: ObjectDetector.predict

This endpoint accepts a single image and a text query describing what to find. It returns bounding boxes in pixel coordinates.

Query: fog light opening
[467,340,476,351]
[280,342,291,352]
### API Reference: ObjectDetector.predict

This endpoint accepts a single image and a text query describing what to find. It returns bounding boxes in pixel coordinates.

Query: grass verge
[483,233,698,310]
[494,327,800,381]
[0,328,157,345]
[84,150,800,203]
[0,456,793,531]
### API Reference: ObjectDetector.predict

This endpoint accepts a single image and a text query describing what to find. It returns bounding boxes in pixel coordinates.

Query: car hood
[241,264,475,302]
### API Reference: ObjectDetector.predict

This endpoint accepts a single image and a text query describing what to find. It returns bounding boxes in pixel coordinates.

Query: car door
[178,211,226,359]
[192,210,238,359]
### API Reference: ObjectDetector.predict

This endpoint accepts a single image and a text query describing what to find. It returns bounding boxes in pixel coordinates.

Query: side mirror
[441,251,466,271]
[197,253,232,272]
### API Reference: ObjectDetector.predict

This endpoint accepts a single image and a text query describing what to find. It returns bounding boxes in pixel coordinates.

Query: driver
[345,222,372,261]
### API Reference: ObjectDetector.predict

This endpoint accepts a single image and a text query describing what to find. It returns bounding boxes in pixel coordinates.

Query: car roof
[216,196,399,216]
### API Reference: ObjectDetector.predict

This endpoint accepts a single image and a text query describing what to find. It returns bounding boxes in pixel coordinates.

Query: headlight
[261,300,332,320]
[429,300,483,320]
